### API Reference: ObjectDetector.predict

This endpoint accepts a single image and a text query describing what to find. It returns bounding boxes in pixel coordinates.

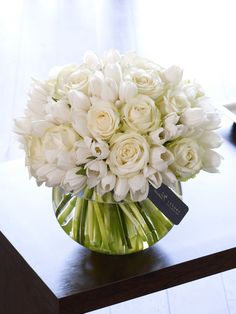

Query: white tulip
[202,149,223,173]
[161,169,177,187]
[97,171,116,195]
[180,108,205,127]
[45,98,71,124]
[31,121,55,137]
[85,160,107,188]
[113,177,129,202]
[91,140,109,159]
[83,50,100,70]
[119,81,138,103]
[164,112,186,139]
[128,174,149,202]
[198,131,222,148]
[104,63,122,83]
[103,49,121,64]
[63,168,87,193]
[148,128,170,145]
[203,111,221,130]
[75,140,92,165]
[143,166,162,189]
[89,71,104,97]
[68,90,91,111]
[150,145,174,172]
[162,65,183,85]
[101,77,118,102]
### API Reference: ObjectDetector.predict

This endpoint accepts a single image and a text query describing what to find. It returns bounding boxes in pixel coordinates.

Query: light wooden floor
[1,1,236,313]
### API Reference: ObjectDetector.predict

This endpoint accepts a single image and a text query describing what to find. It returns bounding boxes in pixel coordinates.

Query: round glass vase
[52,183,182,255]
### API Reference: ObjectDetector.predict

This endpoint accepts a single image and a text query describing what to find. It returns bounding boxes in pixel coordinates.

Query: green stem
[72,197,83,241]
[55,193,73,217]
[58,196,77,225]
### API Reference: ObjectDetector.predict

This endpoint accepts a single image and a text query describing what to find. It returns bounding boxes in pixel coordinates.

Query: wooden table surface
[0,117,235,314]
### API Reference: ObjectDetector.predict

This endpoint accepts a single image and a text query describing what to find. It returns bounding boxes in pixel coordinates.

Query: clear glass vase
[52,183,182,255]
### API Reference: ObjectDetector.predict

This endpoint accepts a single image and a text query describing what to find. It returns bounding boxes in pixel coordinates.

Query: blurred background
[0,0,236,313]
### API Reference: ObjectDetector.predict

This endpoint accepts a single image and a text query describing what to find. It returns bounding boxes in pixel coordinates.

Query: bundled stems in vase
[53,186,173,255]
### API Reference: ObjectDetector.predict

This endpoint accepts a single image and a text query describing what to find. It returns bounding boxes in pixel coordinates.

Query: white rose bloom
[119,81,138,103]
[87,101,120,140]
[52,64,91,98]
[85,160,107,188]
[128,68,163,99]
[122,94,161,134]
[168,138,202,181]
[42,125,78,164]
[25,125,78,187]
[149,145,174,172]
[160,87,191,115]
[162,65,183,85]
[63,167,87,193]
[107,133,149,178]
[96,171,116,195]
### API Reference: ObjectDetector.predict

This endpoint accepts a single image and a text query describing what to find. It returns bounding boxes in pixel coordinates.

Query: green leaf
[76,168,86,176]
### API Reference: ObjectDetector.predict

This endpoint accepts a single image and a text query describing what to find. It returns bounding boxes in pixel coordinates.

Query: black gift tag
[147,184,189,225]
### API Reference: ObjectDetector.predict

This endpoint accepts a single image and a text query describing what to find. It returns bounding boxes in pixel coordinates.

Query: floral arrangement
[14,50,222,254]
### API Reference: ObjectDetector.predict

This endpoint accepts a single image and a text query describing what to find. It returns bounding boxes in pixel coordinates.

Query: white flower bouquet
[15,50,222,254]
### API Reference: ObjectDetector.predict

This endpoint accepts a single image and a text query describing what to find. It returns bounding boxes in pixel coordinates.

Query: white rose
[168,138,202,181]
[160,87,191,115]
[107,133,149,178]
[128,68,163,99]
[25,125,78,187]
[87,101,120,140]
[52,64,91,98]
[122,94,161,134]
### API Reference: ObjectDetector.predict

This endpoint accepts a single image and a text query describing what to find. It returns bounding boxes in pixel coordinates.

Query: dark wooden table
[0,117,236,314]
